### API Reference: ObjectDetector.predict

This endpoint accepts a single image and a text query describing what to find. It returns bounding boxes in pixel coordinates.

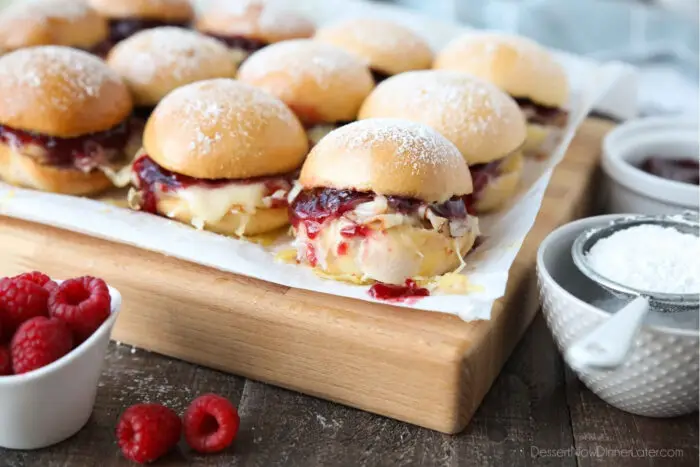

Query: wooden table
[1,313,696,466]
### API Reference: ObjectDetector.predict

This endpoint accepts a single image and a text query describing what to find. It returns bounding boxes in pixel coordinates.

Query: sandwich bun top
[358,70,527,165]
[314,18,433,76]
[107,27,236,107]
[87,0,194,21]
[300,118,472,203]
[0,0,108,51]
[144,79,308,179]
[0,46,132,137]
[195,0,314,44]
[236,39,374,125]
[433,33,569,108]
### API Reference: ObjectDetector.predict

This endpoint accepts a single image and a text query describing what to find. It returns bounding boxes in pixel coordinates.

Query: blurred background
[375,0,698,118]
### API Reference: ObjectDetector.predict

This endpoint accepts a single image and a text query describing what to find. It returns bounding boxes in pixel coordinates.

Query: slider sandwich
[237,39,374,147]
[359,70,527,213]
[195,0,315,68]
[314,18,433,83]
[0,46,139,195]
[288,118,479,285]
[107,27,237,123]
[88,0,194,54]
[0,0,108,54]
[129,79,309,236]
[434,33,569,157]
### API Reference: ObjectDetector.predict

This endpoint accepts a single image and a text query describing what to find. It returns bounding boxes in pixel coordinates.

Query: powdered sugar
[323,18,424,53]
[213,0,313,36]
[335,118,464,175]
[239,39,366,90]
[587,225,700,295]
[0,46,123,116]
[0,0,93,24]
[110,27,232,85]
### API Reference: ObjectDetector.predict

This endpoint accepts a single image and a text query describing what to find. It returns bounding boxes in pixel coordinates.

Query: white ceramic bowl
[537,215,699,418]
[0,285,121,450]
[602,117,699,215]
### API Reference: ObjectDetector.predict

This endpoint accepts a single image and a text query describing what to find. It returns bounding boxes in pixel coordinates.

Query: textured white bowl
[537,215,699,417]
[0,285,121,450]
[602,117,699,215]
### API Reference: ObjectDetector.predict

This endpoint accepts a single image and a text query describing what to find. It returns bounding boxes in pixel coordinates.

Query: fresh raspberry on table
[48,276,111,343]
[183,394,240,454]
[10,316,73,375]
[117,404,182,464]
[13,271,58,294]
[0,278,50,333]
[0,345,11,376]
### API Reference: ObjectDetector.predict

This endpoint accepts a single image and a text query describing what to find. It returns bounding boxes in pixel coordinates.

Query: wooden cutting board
[0,118,614,434]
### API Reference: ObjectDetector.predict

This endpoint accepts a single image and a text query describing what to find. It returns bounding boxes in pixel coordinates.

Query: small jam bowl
[602,117,699,215]
[537,215,699,417]
[0,285,121,450]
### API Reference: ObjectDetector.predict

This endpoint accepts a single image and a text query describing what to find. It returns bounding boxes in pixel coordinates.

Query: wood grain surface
[0,119,615,434]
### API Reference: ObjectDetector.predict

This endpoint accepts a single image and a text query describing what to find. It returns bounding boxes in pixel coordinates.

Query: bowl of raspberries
[0,271,121,450]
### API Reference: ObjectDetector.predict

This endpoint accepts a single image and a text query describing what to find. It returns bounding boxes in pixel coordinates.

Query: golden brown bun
[107,27,236,107]
[433,33,569,108]
[314,18,433,76]
[0,142,113,195]
[358,70,526,165]
[0,0,108,51]
[88,0,193,21]
[473,151,523,213]
[297,221,477,284]
[195,0,314,43]
[0,46,133,137]
[236,39,374,125]
[144,78,308,179]
[156,196,288,236]
[300,118,472,202]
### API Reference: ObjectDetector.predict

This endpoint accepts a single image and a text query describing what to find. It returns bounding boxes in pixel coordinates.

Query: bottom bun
[523,123,562,158]
[0,142,113,195]
[156,196,290,236]
[473,151,524,213]
[296,222,477,285]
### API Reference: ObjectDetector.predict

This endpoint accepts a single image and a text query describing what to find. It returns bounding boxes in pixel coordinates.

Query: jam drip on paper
[368,279,430,302]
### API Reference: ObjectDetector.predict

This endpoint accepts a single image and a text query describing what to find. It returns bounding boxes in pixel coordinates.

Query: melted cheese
[173,182,269,226]
[306,124,338,146]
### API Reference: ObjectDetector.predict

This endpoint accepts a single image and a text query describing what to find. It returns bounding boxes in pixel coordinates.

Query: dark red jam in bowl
[639,156,699,186]
[132,155,294,214]
[0,120,133,170]
[514,97,568,128]
[289,187,470,239]
[370,68,391,84]
[369,279,430,302]
[205,33,269,55]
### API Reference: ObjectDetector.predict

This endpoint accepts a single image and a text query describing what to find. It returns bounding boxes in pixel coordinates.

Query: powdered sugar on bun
[87,0,194,21]
[434,32,569,108]
[0,46,132,137]
[300,118,472,202]
[1,0,94,22]
[314,18,433,75]
[237,39,373,123]
[195,0,314,43]
[107,27,236,106]
[144,78,308,179]
[358,70,526,164]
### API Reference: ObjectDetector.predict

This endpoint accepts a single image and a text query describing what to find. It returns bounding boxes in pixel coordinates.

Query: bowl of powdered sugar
[537,213,699,417]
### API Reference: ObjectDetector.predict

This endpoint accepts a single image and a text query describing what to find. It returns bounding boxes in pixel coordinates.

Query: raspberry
[0,278,50,334]
[13,271,58,293]
[11,316,73,374]
[48,276,111,343]
[183,394,240,454]
[117,404,182,464]
[0,346,11,376]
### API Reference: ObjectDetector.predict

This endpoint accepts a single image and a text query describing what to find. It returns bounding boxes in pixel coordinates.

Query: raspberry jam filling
[370,68,391,83]
[132,155,294,214]
[640,157,699,186]
[515,97,568,128]
[289,188,470,239]
[368,279,430,301]
[205,33,269,54]
[0,120,134,171]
